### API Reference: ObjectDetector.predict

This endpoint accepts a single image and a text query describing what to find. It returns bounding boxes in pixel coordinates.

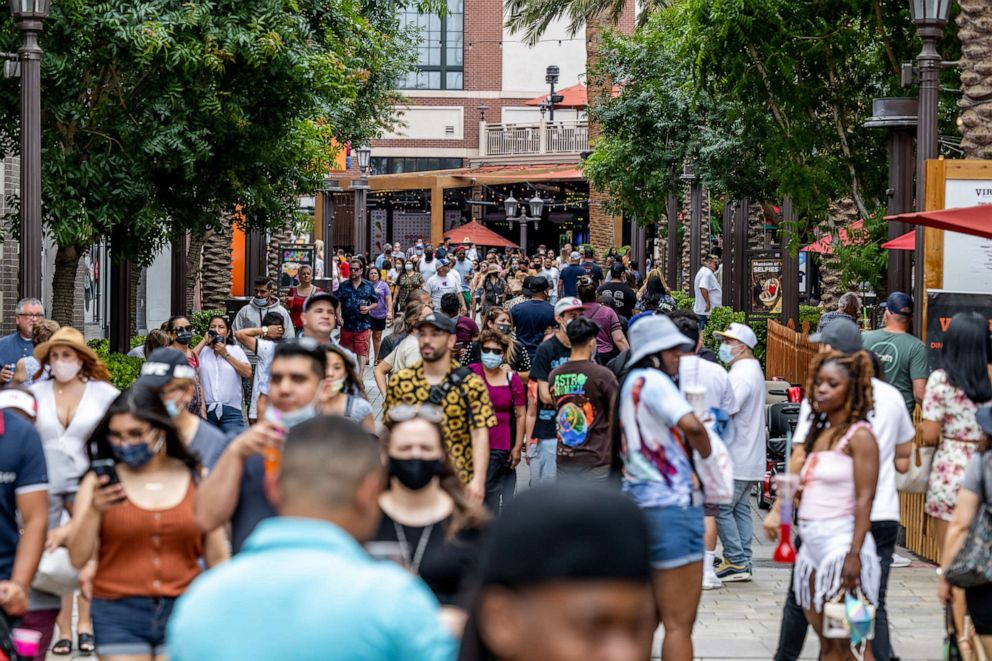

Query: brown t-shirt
[549,359,618,467]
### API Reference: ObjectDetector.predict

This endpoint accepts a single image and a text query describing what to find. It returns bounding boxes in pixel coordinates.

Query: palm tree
[956,0,992,159]
[504,0,665,253]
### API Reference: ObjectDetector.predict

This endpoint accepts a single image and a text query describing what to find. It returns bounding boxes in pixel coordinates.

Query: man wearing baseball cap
[598,262,637,320]
[528,297,586,484]
[862,291,930,413]
[510,275,555,365]
[425,257,465,315]
[384,313,496,502]
[712,322,765,582]
[558,251,586,299]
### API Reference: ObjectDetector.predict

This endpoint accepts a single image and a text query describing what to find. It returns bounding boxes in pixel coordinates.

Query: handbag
[692,425,735,505]
[31,547,78,597]
[895,443,935,493]
[823,590,875,642]
[945,451,992,589]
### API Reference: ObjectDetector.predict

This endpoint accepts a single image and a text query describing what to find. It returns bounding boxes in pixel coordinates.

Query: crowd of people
[0,237,984,661]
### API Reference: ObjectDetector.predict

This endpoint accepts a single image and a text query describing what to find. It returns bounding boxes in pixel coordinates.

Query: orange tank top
[93,480,204,599]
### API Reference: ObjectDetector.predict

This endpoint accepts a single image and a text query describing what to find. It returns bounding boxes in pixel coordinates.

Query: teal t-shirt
[863,329,931,411]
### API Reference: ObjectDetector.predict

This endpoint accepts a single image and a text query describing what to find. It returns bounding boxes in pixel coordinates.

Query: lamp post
[909,0,951,333]
[504,191,543,252]
[545,65,559,121]
[9,0,50,300]
[352,145,371,257]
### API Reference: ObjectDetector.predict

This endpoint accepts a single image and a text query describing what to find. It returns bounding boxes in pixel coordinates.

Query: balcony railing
[480,120,588,157]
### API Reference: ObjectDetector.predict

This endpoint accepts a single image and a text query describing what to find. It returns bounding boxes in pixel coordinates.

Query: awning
[801,220,865,255]
[884,204,992,240]
[881,230,916,251]
[444,220,518,248]
[524,83,621,109]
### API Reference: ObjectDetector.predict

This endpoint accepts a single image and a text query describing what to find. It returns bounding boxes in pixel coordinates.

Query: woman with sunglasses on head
[285,264,323,337]
[372,408,488,634]
[319,345,375,432]
[68,386,227,661]
[192,315,251,435]
[468,330,525,514]
[164,316,205,418]
[367,266,393,366]
[462,308,531,379]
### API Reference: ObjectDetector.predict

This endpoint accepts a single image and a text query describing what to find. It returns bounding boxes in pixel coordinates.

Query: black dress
[373,510,483,607]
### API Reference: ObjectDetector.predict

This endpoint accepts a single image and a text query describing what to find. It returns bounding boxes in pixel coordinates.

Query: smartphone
[91,459,120,486]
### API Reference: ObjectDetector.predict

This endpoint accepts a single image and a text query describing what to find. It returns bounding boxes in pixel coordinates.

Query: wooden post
[781,197,800,326]
[666,195,679,289]
[732,198,748,311]
[431,182,444,246]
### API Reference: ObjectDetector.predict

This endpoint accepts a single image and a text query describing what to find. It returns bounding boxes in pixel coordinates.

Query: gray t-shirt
[190,419,228,471]
[962,451,992,504]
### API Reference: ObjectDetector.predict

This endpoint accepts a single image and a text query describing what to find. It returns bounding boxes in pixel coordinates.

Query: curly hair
[478,329,516,366]
[803,350,874,455]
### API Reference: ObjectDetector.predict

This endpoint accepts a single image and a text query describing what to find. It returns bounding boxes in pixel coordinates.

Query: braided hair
[803,350,874,455]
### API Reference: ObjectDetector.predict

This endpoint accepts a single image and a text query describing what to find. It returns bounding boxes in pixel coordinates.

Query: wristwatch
[261,326,269,336]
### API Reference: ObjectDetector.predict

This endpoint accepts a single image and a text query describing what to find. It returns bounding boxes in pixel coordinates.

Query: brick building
[324,0,636,255]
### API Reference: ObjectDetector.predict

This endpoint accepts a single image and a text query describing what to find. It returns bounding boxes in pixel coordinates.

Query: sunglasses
[387,404,445,425]
[481,347,504,356]
[172,325,193,333]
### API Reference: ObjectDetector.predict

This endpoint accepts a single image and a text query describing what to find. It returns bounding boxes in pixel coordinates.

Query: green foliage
[88,336,145,352]
[0,0,422,302]
[800,305,822,331]
[671,291,694,311]
[191,310,226,335]
[828,213,889,292]
[102,354,144,391]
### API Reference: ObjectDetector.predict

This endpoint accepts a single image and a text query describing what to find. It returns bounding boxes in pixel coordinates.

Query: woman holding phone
[193,315,251,434]
[68,386,227,661]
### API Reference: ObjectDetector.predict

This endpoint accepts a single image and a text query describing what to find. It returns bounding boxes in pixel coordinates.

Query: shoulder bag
[895,443,935,494]
[944,451,992,589]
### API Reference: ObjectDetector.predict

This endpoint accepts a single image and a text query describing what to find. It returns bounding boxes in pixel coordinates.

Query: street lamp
[545,65,560,121]
[528,194,545,220]
[9,0,50,300]
[909,0,952,333]
[503,194,519,219]
[351,145,372,256]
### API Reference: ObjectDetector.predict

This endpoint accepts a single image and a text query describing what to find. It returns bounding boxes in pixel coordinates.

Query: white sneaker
[702,571,724,590]
[890,552,911,568]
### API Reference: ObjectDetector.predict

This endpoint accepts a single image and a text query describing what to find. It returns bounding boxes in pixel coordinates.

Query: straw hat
[34,327,99,364]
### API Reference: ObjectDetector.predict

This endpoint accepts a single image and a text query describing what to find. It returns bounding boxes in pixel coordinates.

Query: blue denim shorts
[643,504,705,570]
[91,596,176,657]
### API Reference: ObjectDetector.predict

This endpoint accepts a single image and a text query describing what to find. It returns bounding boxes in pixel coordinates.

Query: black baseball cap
[808,317,862,354]
[610,262,625,277]
[882,291,913,316]
[529,276,549,293]
[583,246,595,257]
[137,348,197,388]
[415,313,456,334]
[304,292,339,312]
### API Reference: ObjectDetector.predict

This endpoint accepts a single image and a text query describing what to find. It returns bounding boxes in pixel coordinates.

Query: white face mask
[50,358,83,383]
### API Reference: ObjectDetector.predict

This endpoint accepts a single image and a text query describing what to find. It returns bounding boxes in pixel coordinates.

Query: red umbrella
[884,204,992,240]
[801,220,865,255]
[524,83,621,110]
[444,220,518,248]
[881,230,916,251]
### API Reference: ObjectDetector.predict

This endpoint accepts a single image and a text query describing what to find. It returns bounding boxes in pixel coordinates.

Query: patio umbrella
[524,83,621,110]
[444,220,518,248]
[881,230,916,251]
[884,204,992,240]
[800,220,865,255]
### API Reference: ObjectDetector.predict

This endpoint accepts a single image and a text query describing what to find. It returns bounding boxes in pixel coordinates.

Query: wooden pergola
[330,164,585,245]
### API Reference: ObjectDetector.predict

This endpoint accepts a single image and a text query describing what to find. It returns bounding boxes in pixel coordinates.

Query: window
[371,157,463,175]
[397,0,463,90]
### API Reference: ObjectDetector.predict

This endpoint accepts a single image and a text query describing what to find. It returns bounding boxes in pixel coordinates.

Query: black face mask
[389,457,443,491]
[175,330,193,345]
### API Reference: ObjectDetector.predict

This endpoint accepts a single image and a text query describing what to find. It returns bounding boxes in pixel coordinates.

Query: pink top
[798,422,869,521]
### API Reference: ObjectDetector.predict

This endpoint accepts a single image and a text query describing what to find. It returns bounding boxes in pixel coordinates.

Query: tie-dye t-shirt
[619,367,696,508]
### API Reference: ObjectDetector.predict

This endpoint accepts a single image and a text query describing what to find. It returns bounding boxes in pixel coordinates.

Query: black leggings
[967,582,992,635]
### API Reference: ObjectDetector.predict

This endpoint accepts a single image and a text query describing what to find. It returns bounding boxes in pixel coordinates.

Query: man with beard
[336,257,379,375]
[384,313,495,503]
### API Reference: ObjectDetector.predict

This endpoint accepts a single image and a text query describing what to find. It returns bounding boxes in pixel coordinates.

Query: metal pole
[17,18,44,300]
[781,197,800,327]
[732,198,748,311]
[170,235,187,315]
[689,178,702,284]
[520,220,528,255]
[913,25,942,334]
[548,81,555,121]
[666,195,679,289]
[722,201,734,296]
[889,128,915,295]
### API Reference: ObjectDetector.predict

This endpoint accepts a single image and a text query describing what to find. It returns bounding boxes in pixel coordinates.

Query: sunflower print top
[385,361,497,484]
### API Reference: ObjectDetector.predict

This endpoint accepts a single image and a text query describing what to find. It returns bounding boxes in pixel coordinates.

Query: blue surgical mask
[280,402,317,428]
[112,435,164,469]
[718,343,735,364]
[253,297,268,307]
[481,352,503,369]
[163,398,181,419]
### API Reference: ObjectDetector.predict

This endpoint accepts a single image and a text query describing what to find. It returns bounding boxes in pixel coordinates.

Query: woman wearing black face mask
[67,386,228,659]
[373,408,489,627]
[165,315,205,418]
[461,309,530,379]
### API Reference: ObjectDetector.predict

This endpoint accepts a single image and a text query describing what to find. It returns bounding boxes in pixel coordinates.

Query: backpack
[427,367,475,430]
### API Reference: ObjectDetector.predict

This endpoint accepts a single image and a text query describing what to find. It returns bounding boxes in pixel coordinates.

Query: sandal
[51,638,72,655]
[78,632,95,654]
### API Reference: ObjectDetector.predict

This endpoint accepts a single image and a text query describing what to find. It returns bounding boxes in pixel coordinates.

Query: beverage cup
[684,385,707,417]
[787,386,802,403]
[12,628,41,658]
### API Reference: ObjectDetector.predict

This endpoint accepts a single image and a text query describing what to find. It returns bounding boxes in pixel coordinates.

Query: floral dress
[395,271,424,313]
[923,369,985,521]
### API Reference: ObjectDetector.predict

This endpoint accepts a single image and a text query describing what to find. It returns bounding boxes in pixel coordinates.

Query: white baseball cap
[714,322,757,349]
[554,297,584,316]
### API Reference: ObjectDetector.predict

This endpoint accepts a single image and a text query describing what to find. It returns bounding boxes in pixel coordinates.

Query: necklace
[393,520,434,573]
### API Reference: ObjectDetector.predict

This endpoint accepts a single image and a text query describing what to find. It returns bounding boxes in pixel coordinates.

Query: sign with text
[941,179,992,292]
[749,256,783,317]
[925,289,992,370]
[278,244,315,290]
